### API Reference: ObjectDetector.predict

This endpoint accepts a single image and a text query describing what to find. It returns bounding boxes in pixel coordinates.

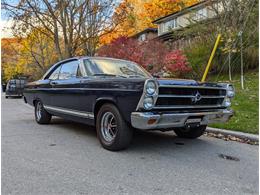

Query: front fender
[93,92,142,124]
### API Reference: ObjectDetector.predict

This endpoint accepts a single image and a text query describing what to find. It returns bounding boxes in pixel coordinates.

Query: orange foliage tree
[100,0,199,44]
[141,0,199,28]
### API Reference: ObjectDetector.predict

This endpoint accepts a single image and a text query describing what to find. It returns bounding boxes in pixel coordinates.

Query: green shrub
[184,39,213,80]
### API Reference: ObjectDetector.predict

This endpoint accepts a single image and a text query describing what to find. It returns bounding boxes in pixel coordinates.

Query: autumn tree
[1,38,25,82]
[97,36,143,64]
[100,0,199,44]
[164,50,191,78]
[1,28,59,81]
[2,0,121,59]
[18,29,58,79]
[141,0,199,28]
[97,36,166,70]
[97,36,191,77]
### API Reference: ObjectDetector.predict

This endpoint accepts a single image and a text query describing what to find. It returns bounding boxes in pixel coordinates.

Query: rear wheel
[34,100,52,124]
[96,104,133,151]
[174,125,206,139]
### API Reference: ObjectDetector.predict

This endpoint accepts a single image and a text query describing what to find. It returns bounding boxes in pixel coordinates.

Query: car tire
[96,103,133,151]
[174,125,207,139]
[34,100,52,124]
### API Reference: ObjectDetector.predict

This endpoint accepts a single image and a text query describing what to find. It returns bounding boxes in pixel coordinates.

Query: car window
[83,59,150,78]
[49,66,61,80]
[59,60,79,80]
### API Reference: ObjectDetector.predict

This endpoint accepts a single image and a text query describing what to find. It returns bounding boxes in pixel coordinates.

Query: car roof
[56,56,136,64]
[80,56,136,64]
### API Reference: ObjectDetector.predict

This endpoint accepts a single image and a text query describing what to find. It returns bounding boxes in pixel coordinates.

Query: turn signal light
[148,118,157,125]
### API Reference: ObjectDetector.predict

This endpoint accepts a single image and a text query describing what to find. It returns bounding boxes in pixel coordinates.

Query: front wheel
[34,100,52,124]
[96,104,133,151]
[174,125,207,139]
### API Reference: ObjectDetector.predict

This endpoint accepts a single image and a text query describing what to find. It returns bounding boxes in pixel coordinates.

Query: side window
[49,66,61,80]
[59,60,79,80]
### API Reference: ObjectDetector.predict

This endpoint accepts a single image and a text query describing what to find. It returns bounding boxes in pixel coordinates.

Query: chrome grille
[155,85,226,109]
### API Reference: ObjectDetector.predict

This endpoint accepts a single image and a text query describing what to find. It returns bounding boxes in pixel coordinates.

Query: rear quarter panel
[23,80,52,106]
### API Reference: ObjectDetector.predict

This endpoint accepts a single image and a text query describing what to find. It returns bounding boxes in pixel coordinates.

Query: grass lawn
[208,71,259,134]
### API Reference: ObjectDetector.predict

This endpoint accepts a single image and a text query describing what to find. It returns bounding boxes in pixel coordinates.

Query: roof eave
[152,0,211,24]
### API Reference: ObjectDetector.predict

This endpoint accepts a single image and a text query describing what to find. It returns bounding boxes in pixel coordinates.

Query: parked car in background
[23,57,235,151]
[2,83,6,92]
[5,79,26,98]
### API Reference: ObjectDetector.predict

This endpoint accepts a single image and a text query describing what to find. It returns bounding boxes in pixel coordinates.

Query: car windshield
[83,58,151,78]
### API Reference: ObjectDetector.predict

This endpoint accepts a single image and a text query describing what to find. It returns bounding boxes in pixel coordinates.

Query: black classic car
[23,57,235,151]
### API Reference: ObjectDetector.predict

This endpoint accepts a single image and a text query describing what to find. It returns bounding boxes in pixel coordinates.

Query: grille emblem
[192,91,202,103]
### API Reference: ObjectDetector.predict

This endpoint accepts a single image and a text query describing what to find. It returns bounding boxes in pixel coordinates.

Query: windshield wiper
[92,73,127,78]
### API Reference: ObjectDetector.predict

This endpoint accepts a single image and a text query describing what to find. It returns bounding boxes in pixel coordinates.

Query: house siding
[157,2,219,36]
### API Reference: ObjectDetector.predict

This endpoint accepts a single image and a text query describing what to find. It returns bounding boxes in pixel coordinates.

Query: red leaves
[97,36,192,78]
[97,36,143,64]
[164,50,192,77]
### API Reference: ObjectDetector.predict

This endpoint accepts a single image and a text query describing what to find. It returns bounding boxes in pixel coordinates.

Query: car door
[50,60,83,111]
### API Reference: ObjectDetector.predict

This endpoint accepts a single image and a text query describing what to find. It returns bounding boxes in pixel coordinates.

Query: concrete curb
[206,127,259,142]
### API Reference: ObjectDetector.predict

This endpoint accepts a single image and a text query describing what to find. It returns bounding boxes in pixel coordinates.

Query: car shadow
[131,130,214,151]
[5,96,23,99]
[49,117,213,152]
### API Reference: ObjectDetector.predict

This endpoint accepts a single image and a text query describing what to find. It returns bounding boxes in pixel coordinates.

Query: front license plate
[185,118,202,124]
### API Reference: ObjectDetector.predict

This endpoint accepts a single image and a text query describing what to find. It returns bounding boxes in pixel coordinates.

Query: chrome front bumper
[131,109,233,130]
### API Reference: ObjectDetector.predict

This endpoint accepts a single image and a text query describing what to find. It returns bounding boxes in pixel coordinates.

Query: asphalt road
[2,95,259,195]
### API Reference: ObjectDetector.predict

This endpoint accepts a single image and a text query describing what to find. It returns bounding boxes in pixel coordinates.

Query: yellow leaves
[143,0,198,20]
[1,28,57,81]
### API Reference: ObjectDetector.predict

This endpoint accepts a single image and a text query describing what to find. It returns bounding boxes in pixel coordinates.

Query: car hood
[156,78,199,86]
[156,78,226,88]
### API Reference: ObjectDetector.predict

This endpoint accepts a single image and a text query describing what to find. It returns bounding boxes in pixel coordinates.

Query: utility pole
[201,34,222,82]
[228,51,232,81]
[238,31,244,89]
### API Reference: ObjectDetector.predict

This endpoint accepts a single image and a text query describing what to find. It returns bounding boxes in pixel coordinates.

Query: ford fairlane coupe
[23,57,235,151]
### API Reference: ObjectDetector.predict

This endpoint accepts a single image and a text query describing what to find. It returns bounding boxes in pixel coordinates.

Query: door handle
[50,81,58,86]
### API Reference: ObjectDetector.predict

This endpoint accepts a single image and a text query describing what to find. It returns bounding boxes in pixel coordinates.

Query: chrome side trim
[44,105,94,119]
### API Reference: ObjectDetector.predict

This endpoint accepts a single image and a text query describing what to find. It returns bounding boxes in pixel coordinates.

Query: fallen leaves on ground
[204,132,259,145]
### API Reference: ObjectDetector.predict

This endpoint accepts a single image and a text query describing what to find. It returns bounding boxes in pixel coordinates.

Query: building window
[192,8,207,21]
[138,34,146,42]
[159,18,178,35]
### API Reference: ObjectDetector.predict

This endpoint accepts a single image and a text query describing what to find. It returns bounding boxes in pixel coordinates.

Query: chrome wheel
[36,101,42,121]
[101,112,117,143]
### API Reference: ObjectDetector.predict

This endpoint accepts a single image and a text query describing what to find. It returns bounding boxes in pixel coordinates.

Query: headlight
[223,98,231,107]
[227,85,235,98]
[143,97,154,110]
[146,80,156,95]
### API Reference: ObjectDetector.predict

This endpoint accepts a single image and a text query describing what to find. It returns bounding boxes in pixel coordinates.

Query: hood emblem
[192,91,202,103]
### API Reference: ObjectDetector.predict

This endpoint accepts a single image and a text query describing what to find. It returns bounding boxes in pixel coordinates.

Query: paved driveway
[2,96,259,194]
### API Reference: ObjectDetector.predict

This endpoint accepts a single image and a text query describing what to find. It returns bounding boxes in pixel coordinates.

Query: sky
[1,20,14,38]
[1,0,18,38]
